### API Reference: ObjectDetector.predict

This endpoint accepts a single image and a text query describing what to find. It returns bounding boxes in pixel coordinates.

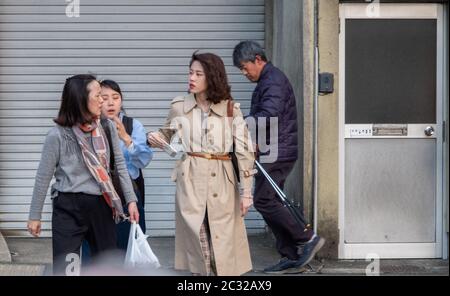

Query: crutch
[255,161,319,273]
[255,161,311,229]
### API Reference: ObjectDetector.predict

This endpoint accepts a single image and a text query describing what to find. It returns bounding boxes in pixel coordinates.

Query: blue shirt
[119,113,153,179]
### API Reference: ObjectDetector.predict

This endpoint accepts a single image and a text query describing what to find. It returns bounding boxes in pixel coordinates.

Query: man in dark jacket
[233,40,324,274]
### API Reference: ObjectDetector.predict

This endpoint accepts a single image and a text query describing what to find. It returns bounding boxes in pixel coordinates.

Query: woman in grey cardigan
[27,74,139,275]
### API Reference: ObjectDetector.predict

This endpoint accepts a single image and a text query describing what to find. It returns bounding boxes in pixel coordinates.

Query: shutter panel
[0,0,265,237]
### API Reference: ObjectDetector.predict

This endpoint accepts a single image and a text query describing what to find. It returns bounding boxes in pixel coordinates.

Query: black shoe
[295,236,325,269]
[263,257,299,274]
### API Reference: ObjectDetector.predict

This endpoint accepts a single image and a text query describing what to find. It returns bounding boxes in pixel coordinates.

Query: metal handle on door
[424,126,435,137]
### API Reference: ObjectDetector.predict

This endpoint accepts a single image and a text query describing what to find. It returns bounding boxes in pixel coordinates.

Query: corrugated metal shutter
[0,0,265,237]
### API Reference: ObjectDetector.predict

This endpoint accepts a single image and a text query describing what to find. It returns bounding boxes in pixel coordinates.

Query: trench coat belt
[186,152,232,161]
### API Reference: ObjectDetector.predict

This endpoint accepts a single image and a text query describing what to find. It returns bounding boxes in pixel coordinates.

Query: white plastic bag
[124,222,161,269]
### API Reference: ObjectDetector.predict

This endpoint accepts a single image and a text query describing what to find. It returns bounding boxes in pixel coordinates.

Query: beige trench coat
[157,93,255,276]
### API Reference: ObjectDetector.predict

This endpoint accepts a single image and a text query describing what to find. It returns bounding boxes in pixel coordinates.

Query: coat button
[211,172,216,177]
[213,193,218,198]
[181,172,184,176]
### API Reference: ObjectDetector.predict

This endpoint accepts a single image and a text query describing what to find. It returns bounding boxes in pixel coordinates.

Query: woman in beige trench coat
[148,52,256,276]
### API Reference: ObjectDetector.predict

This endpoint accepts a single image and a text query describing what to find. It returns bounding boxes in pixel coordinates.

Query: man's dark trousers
[254,161,313,260]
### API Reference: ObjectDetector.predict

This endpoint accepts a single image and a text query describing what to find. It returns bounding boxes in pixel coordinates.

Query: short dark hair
[100,79,123,99]
[100,79,125,113]
[54,74,98,127]
[232,40,267,68]
[190,52,232,104]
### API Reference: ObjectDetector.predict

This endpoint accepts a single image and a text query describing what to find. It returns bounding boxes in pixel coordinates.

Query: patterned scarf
[72,119,126,224]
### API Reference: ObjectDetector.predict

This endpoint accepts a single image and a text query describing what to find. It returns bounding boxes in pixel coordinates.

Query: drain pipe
[312,0,319,233]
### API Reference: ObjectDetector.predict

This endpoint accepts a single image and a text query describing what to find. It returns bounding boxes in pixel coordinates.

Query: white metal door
[339,3,445,259]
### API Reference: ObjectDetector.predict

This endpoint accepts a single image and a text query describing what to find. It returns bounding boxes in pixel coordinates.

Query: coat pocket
[171,158,190,182]
[170,168,178,182]
[223,162,237,186]
[171,160,182,182]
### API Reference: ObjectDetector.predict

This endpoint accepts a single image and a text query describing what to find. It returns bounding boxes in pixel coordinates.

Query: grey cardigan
[28,119,137,221]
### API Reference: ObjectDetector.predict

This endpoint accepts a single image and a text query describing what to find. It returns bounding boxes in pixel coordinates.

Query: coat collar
[258,62,273,82]
[183,93,227,117]
[183,93,197,113]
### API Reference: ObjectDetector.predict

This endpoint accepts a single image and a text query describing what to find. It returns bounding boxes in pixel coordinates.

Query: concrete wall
[267,1,341,259]
[268,0,306,210]
[302,0,316,224]
[267,0,340,259]
[316,0,340,258]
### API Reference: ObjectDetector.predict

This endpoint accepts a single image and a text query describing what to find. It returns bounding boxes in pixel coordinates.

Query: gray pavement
[0,234,448,276]
[0,232,11,263]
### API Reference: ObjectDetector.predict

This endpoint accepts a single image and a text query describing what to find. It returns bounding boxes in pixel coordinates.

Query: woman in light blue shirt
[81,80,152,263]
[100,79,153,248]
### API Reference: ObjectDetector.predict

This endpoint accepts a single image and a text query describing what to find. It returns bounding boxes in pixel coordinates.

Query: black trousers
[254,161,314,260]
[52,192,118,275]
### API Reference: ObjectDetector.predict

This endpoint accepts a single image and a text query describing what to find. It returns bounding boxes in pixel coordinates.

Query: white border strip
[338,4,347,260]
[442,1,449,261]
[342,3,438,19]
[343,243,439,259]
[436,4,445,259]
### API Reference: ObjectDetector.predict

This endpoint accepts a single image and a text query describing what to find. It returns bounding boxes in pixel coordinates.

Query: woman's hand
[240,197,253,217]
[147,132,167,149]
[112,116,132,147]
[128,202,140,224]
[27,220,42,237]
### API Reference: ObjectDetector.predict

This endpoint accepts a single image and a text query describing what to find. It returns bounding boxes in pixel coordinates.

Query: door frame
[338,3,446,259]
[444,1,449,260]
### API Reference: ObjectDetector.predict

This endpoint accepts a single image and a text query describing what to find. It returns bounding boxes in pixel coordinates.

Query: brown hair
[189,52,232,104]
